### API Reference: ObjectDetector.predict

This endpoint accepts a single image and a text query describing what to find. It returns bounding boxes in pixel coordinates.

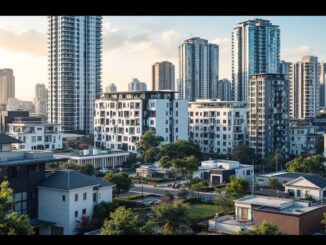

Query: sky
[0,16,325,101]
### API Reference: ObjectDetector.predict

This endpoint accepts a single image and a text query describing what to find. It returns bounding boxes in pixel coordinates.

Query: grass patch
[187,203,220,224]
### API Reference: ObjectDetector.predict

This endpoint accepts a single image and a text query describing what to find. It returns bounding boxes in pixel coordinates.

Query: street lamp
[215,212,219,233]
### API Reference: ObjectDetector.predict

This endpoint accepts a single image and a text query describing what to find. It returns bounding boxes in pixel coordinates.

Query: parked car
[99,168,109,174]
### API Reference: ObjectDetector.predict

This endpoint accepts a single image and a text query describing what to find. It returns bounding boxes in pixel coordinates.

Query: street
[130,184,219,202]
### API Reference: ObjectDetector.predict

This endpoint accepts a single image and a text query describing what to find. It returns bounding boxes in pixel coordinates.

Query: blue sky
[0,16,325,100]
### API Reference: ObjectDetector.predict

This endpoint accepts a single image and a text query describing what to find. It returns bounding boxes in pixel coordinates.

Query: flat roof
[54,151,129,158]
[235,195,293,208]
[255,202,324,215]
[0,156,69,167]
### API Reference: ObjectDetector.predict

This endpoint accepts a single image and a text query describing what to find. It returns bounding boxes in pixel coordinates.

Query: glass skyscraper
[48,16,102,134]
[178,37,219,102]
[232,18,280,102]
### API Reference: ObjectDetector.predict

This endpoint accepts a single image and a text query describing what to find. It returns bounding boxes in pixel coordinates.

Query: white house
[283,174,326,201]
[38,170,114,235]
[193,159,254,185]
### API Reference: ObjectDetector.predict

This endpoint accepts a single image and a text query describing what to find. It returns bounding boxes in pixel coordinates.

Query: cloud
[0,29,46,56]
[209,37,229,45]
[282,45,318,62]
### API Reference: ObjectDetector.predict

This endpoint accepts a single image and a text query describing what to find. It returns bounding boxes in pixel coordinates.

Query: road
[130,184,220,202]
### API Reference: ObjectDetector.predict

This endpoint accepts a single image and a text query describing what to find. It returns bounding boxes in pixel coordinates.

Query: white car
[99,168,109,174]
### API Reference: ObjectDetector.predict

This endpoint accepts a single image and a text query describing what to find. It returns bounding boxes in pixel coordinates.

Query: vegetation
[316,136,324,155]
[215,195,235,215]
[81,135,94,147]
[225,176,250,199]
[285,154,325,176]
[63,163,94,176]
[136,131,164,164]
[103,172,134,196]
[321,212,326,232]
[133,176,175,183]
[231,145,258,165]
[92,202,119,227]
[264,153,286,172]
[0,181,33,235]
[160,140,201,160]
[238,221,281,235]
[151,200,191,235]
[267,178,283,190]
[123,153,139,167]
[100,207,154,235]
[177,188,190,199]
[186,203,221,224]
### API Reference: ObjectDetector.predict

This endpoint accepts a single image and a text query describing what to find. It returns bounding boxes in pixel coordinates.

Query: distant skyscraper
[232,18,280,102]
[152,61,175,91]
[320,63,326,110]
[128,78,147,92]
[280,60,291,81]
[34,83,48,115]
[178,37,219,102]
[217,79,232,101]
[48,16,102,134]
[249,74,289,159]
[0,69,15,104]
[105,83,117,92]
[289,56,320,119]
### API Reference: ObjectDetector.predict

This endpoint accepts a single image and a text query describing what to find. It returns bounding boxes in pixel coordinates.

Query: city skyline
[0,16,326,100]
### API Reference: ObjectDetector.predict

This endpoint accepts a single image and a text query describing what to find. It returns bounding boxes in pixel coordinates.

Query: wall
[174,100,188,141]
[97,186,113,203]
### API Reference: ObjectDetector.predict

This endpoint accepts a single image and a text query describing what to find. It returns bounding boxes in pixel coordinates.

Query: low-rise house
[193,159,253,185]
[209,195,326,235]
[136,162,175,178]
[54,148,129,170]
[283,174,326,201]
[256,171,309,187]
[38,169,114,235]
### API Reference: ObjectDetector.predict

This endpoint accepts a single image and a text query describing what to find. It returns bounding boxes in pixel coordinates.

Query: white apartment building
[38,170,114,235]
[94,91,188,152]
[189,99,247,155]
[8,121,62,150]
[290,122,320,156]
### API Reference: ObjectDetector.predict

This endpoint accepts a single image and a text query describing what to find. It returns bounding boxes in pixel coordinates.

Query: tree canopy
[238,221,281,235]
[160,140,201,160]
[285,154,325,176]
[225,176,250,199]
[136,131,164,164]
[231,145,258,165]
[103,172,134,196]
[0,181,33,235]
[100,206,153,235]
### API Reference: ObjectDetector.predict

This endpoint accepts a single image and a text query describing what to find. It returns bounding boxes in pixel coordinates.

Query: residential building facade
[0,111,29,132]
[320,63,326,110]
[48,16,102,134]
[128,78,147,92]
[232,19,280,102]
[178,37,219,101]
[189,99,247,155]
[280,60,291,81]
[152,61,175,91]
[94,91,188,152]
[248,73,289,159]
[289,56,320,119]
[217,79,232,101]
[8,120,62,150]
[34,83,48,115]
[0,69,15,105]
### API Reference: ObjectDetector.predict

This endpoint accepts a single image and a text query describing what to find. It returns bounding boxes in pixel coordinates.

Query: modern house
[209,195,326,235]
[136,162,176,179]
[54,148,129,170]
[283,175,326,201]
[38,169,114,235]
[193,159,254,185]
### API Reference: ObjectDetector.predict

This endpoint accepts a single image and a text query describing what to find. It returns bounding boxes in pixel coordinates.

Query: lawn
[187,203,220,223]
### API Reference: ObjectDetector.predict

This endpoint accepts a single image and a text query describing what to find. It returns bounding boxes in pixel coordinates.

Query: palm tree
[151,200,190,235]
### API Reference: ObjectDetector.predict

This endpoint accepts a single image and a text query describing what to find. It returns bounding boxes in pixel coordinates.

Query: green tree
[100,206,153,235]
[231,145,258,165]
[285,154,325,176]
[316,136,324,155]
[225,176,249,199]
[81,135,94,146]
[80,165,94,176]
[123,153,139,167]
[0,181,33,235]
[177,189,189,199]
[136,131,164,164]
[238,221,281,235]
[103,172,134,196]
[265,153,285,172]
[93,202,118,226]
[268,178,282,190]
[151,200,190,235]
[321,212,326,232]
[215,195,234,214]
[160,140,201,160]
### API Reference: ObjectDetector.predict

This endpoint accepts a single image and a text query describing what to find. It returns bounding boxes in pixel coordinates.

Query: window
[31,136,36,143]
[176,111,178,116]
[37,136,42,142]
[297,189,301,197]
[175,102,178,108]
[175,127,178,133]
[83,193,87,200]
[93,193,97,202]
[82,208,86,215]
[246,170,250,176]
[62,195,66,202]
[323,190,326,198]
[75,211,78,218]
[75,194,78,201]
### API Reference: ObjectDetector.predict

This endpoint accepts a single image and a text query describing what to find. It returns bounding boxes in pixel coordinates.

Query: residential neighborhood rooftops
[235,195,293,208]
[284,174,326,189]
[256,171,310,179]
[38,170,115,190]
[0,134,21,144]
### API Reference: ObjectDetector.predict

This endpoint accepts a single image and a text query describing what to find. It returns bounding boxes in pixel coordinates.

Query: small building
[54,149,129,169]
[193,159,254,185]
[283,174,326,201]
[38,169,114,235]
[256,171,309,187]
[136,162,175,178]
[209,195,326,235]
[8,120,62,150]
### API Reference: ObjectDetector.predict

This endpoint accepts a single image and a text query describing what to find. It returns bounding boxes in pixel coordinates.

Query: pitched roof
[0,134,21,144]
[284,174,326,189]
[276,172,310,179]
[38,170,114,190]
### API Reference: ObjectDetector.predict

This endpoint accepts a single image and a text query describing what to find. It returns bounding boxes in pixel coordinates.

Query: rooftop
[284,174,326,189]
[257,171,309,179]
[235,195,293,208]
[38,169,115,190]
[0,134,21,144]
[54,149,129,158]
